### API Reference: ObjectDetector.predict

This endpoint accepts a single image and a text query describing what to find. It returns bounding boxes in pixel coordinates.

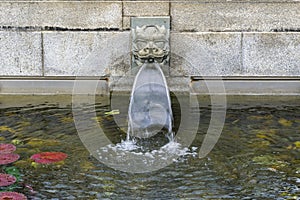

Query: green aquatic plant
[252,155,288,170]
[0,166,22,192]
[3,166,21,182]
[11,139,23,146]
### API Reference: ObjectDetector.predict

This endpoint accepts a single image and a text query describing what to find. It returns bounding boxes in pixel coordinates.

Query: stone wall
[0,0,300,78]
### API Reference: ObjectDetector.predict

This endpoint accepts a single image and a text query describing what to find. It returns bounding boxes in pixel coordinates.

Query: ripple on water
[0,99,299,199]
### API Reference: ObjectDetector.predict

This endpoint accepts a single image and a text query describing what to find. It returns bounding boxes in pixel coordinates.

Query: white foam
[97,138,198,163]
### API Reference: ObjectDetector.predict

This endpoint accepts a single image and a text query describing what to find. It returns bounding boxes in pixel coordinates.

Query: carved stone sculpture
[132,25,169,67]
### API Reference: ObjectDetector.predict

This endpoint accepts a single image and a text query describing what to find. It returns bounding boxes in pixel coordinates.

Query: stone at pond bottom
[0,191,27,200]
[278,118,293,127]
[0,154,20,165]
[30,152,68,164]
[0,144,16,154]
[26,138,60,148]
[0,173,17,187]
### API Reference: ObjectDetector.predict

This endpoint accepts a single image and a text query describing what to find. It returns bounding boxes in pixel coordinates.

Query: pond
[0,95,299,199]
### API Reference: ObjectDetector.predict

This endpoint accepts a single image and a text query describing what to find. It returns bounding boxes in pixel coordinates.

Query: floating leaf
[0,173,16,187]
[0,144,16,154]
[231,119,240,124]
[278,118,293,127]
[105,109,120,115]
[0,191,27,200]
[30,152,68,164]
[0,154,20,165]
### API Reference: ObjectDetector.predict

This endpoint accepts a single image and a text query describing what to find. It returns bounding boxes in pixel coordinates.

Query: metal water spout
[127,17,173,139]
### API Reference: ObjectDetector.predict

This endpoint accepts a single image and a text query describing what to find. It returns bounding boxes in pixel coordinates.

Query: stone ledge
[0,79,108,95]
[192,80,300,95]
[170,0,300,2]
[0,31,42,76]
[0,79,299,95]
[0,2,122,29]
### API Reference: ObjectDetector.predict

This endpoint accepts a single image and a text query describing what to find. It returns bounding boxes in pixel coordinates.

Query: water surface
[0,95,299,199]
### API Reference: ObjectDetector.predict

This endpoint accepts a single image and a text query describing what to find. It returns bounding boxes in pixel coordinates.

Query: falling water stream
[96,63,194,168]
[127,62,173,140]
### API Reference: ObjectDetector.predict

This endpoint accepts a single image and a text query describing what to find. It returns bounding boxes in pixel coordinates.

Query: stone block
[0,2,122,29]
[123,2,169,16]
[44,32,130,76]
[0,31,42,76]
[243,32,300,76]
[170,33,242,76]
[122,16,131,30]
[171,2,300,32]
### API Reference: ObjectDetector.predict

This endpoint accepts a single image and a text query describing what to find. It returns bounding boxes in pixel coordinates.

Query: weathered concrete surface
[0,1,299,79]
[170,0,300,2]
[44,32,130,76]
[0,2,122,29]
[171,2,300,32]
[0,31,42,76]
[243,32,300,76]
[123,2,169,16]
[122,2,169,30]
[170,33,242,76]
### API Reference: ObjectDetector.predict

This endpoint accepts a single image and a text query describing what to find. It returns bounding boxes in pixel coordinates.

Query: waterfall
[127,62,173,140]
